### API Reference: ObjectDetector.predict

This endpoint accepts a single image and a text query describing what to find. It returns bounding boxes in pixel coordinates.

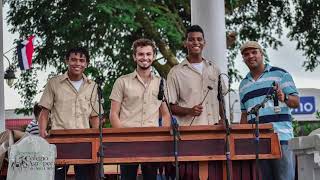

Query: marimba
[47,124,281,180]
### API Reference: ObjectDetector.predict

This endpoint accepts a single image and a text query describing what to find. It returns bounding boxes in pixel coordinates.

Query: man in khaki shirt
[39,47,100,180]
[167,25,226,126]
[109,38,170,180]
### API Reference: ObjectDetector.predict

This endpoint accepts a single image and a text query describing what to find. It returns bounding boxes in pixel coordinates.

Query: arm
[109,100,122,128]
[160,102,170,127]
[39,108,50,138]
[240,112,248,124]
[89,116,99,128]
[166,70,204,117]
[170,104,203,117]
[275,83,300,108]
[284,95,300,108]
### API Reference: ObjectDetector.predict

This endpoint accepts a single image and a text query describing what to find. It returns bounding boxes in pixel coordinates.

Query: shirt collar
[245,63,271,80]
[60,71,91,83]
[182,57,213,66]
[131,70,155,80]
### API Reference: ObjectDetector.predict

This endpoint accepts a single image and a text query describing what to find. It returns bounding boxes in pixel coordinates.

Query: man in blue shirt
[239,41,300,180]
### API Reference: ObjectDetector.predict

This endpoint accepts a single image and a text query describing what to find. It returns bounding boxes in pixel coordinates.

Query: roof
[5,119,32,131]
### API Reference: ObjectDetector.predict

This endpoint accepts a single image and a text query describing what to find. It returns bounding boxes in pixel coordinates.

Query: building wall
[5,109,32,130]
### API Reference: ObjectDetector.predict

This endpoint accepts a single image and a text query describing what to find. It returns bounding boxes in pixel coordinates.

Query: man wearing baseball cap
[238,41,300,180]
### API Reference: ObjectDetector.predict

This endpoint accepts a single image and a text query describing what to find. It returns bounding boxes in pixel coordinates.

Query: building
[5,109,32,131]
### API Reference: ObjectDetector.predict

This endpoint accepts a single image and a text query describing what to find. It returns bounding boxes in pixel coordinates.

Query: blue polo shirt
[239,64,298,141]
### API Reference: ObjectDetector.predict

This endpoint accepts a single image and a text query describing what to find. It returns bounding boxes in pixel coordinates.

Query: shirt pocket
[124,86,142,107]
[79,95,92,116]
[55,90,74,111]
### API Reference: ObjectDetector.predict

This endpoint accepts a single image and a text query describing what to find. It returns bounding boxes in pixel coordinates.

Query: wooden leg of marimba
[199,161,208,180]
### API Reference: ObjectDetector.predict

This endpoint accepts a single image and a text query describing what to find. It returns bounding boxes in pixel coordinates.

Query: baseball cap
[240,41,262,54]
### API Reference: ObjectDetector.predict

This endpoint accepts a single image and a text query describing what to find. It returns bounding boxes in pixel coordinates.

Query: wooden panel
[55,142,92,159]
[104,139,225,158]
[234,138,271,155]
[47,137,98,165]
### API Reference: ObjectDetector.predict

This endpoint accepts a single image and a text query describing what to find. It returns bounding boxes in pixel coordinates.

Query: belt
[280,140,288,145]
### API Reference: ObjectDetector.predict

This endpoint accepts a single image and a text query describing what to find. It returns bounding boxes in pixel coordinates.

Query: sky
[231,35,320,91]
[2,4,320,110]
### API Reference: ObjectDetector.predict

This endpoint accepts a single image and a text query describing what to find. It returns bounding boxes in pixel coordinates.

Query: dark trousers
[120,163,158,180]
[55,164,98,180]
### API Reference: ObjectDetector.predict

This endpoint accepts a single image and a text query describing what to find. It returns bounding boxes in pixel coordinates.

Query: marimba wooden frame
[46,124,281,180]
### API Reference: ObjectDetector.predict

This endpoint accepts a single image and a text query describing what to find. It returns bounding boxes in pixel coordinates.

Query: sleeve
[280,72,299,96]
[166,69,179,104]
[25,123,32,133]
[38,80,54,110]
[109,78,124,103]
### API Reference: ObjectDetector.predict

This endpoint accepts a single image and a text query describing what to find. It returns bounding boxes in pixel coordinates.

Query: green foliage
[316,110,320,119]
[14,67,40,115]
[288,0,320,71]
[293,110,320,136]
[293,120,320,137]
[226,0,320,72]
[6,0,189,114]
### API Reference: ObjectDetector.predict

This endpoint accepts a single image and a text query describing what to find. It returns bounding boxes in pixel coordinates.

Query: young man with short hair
[109,38,170,179]
[167,25,226,126]
[39,47,100,180]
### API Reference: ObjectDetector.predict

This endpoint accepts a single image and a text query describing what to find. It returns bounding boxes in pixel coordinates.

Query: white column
[191,0,230,120]
[0,1,5,132]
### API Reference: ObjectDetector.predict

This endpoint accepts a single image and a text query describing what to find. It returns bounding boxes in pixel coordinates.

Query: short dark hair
[33,103,42,120]
[65,47,90,63]
[132,38,157,56]
[186,25,205,39]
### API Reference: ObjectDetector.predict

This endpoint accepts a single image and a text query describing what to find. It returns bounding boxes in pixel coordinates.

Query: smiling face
[133,45,155,70]
[242,48,264,71]
[185,32,205,56]
[66,52,87,80]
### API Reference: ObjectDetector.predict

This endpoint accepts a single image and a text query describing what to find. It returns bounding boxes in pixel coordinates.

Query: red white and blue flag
[17,35,35,70]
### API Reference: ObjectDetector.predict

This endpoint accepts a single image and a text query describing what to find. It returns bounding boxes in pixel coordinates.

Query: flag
[17,35,35,70]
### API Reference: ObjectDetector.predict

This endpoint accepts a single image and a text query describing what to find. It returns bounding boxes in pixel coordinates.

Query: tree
[5,0,320,114]
[6,0,190,114]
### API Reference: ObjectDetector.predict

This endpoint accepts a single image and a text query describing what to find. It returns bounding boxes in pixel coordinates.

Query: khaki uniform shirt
[167,59,226,125]
[109,71,163,127]
[39,72,100,130]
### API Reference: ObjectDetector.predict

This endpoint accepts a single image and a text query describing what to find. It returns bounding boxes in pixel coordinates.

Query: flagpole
[0,0,6,132]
